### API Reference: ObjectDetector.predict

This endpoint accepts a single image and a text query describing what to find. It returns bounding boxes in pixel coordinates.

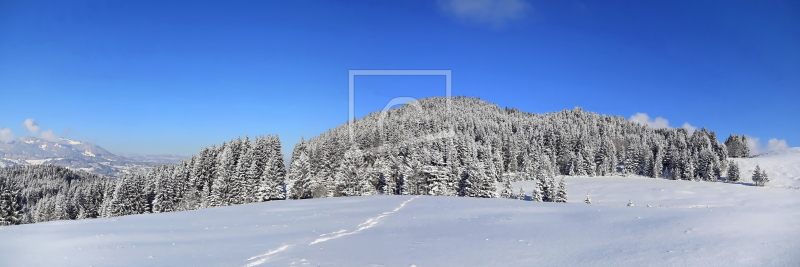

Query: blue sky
[1,0,798,157]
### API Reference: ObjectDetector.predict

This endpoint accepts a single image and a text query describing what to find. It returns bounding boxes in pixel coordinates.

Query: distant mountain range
[0,136,184,176]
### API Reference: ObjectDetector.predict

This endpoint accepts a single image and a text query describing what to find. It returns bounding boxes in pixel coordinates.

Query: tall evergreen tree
[726,160,741,183]
[500,175,514,198]
[336,146,370,197]
[555,177,568,203]
[752,165,769,186]
[0,183,22,226]
[530,178,543,202]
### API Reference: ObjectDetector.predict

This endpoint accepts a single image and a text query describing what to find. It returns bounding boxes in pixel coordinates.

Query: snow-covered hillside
[0,136,153,176]
[1,149,799,267]
[732,147,800,188]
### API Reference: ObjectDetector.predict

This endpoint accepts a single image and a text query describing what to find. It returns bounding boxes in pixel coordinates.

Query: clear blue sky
[1,0,798,157]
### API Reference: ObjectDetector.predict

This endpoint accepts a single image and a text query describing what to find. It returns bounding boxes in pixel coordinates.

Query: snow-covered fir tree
[584,193,591,204]
[752,165,769,187]
[287,139,312,199]
[500,175,514,199]
[530,178,543,202]
[0,182,23,225]
[724,134,750,158]
[335,145,371,197]
[726,160,741,183]
[555,177,568,203]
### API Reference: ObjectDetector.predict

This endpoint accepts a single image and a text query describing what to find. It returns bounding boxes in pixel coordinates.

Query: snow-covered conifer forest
[1,97,798,266]
[0,97,762,225]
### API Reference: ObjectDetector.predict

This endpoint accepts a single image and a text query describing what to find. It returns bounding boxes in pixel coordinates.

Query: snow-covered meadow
[2,149,800,267]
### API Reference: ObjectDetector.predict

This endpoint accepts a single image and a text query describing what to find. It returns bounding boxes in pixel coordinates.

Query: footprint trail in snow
[241,196,419,266]
[310,196,419,245]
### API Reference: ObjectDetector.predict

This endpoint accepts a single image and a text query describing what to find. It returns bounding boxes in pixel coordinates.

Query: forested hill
[286,96,742,199]
[0,97,752,226]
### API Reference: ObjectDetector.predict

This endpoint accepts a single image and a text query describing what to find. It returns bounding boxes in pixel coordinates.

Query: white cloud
[745,136,789,156]
[681,122,697,135]
[438,0,531,28]
[745,135,761,155]
[0,128,14,143]
[628,113,699,135]
[23,118,41,135]
[767,138,789,151]
[629,113,670,129]
[40,129,60,142]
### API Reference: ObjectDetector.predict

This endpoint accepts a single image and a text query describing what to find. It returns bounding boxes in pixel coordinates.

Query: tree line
[0,96,764,226]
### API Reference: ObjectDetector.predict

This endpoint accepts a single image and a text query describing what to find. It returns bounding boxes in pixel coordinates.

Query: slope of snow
[2,181,799,266]
[732,147,800,188]
[25,158,53,165]
[2,148,799,266]
[82,149,96,157]
[62,138,83,145]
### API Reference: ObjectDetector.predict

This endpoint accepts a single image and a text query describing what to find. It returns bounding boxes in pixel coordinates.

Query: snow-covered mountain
[117,153,186,165]
[0,136,149,176]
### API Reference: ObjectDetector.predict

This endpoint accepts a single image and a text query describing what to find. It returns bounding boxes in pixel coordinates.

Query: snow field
[2,180,800,267]
[732,147,800,188]
[2,149,800,266]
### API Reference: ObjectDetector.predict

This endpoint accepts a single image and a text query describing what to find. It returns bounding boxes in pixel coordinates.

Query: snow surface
[24,158,57,165]
[732,147,800,188]
[82,149,96,157]
[2,150,800,267]
[64,139,83,145]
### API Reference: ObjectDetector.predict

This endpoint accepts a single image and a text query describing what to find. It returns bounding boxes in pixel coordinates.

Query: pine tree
[530,178,543,202]
[288,147,312,199]
[725,134,750,158]
[542,175,556,202]
[0,183,22,226]
[627,199,635,207]
[726,160,741,183]
[500,175,513,199]
[752,165,762,186]
[209,143,238,206]
[752,165,769,186]
[374,154,394,195]
[584,193,591,204]
[517,186,525,200]
[258,135,286,201]
[336,146,368,197]
[235,137,256,204]
[554,177,568,203]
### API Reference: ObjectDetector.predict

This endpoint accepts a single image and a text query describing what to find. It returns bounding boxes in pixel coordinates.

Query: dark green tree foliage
[0,181,23,225]
[752,165,769,187]
[725,134,750,158]
[726,160,741,183]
